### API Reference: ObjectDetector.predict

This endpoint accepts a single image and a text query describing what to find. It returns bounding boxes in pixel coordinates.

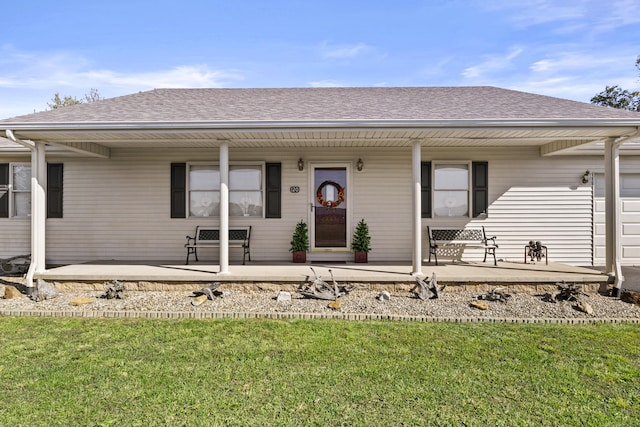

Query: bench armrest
[185,235,195,247]
[483,235,498,247]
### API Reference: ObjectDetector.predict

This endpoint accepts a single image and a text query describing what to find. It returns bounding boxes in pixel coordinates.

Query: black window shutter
[47,163,64,218]
[171,163,186,218]
[0,163,8,218]
[265,163,281,218]
[421,161,432,218]
[472,161,488,217]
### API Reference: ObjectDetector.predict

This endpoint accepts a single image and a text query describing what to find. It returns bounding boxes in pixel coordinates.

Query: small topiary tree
[290,220,310,263]
[351,219,371,253]
[290,220,310,252]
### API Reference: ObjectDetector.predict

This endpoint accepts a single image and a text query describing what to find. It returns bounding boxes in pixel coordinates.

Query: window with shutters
[0,163,64,219]
[422,161,488,218]
[187,163,264,218]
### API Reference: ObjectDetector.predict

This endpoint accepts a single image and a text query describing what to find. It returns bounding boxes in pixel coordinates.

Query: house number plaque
[290,186,300,193]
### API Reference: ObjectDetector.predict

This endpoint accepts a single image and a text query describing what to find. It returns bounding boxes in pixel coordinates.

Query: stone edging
[1,309,639,324]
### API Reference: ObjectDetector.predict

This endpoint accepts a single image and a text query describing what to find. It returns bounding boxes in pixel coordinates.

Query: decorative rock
[3,285,22,299]
[327,300,342,310]
[377,290,391,302]
[621,290,640,305]
[192,295,208,306]
[575,300,594,315]
[470,300,489,310]
[32,279,59,302]
[69,296,93,306]
[276,291,292,302]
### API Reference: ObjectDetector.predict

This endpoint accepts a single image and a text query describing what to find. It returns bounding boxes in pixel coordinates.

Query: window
[421,161,488,218]
[594,173,640,198]
[10,163,31,218]
[433,163,469,217]
[187,164,264,217]
[0,163,64,219]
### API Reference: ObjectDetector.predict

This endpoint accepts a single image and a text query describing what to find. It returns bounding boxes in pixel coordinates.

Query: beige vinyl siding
[0,146,612,266]
[0,219,30,258]
[38,147,415,264]
[425,147,596,265]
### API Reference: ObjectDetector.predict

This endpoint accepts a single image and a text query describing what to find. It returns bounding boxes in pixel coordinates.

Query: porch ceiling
[7,125,636,151]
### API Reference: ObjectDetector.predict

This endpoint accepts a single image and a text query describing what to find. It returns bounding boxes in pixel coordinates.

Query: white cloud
[462,47,523,79]
[307,80,347,87]
[595,0,640,32]
[319,42,374,59]
[529,53,628,74]
[480,0,640,33]
[0,47,243,92]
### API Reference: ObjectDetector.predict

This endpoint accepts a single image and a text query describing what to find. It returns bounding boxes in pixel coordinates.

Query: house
[1,86,639,290]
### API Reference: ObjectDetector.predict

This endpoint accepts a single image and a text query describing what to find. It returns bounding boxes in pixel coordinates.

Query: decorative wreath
[316,180,345,208]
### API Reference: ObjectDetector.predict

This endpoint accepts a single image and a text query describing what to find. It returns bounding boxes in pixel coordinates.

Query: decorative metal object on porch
[525,240,548,265]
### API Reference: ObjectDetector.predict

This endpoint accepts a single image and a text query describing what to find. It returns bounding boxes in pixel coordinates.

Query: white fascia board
[4,118,640,131]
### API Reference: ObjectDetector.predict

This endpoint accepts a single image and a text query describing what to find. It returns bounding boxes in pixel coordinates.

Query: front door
[312,165,348,249]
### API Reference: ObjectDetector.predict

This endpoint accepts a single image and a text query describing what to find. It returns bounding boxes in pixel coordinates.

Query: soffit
[9,126,636,149]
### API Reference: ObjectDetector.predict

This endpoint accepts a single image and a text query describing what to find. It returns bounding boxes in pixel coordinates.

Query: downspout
[606,127,640,297]
[5,130,46,290]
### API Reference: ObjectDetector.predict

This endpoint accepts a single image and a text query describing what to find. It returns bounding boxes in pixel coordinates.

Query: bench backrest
[428,227,484,242]
[195,226,251,243]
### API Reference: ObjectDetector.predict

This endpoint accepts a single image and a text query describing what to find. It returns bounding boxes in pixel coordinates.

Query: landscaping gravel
[2,277,640,321]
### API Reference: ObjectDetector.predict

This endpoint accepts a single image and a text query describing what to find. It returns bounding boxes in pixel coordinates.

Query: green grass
[0,318,638,426]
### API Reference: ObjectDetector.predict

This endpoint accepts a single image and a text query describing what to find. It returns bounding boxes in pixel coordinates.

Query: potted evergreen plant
[289,220,309,263]
[351,219,371,263]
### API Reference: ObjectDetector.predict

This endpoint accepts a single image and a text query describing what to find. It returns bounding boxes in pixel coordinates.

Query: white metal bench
[427,226,498,266]
[185,226,251,265]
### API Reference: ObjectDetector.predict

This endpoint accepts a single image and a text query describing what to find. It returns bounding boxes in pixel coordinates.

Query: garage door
[594,173,640,265]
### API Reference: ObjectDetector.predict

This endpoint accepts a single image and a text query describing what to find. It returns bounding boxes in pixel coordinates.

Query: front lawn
[0,318,638,426]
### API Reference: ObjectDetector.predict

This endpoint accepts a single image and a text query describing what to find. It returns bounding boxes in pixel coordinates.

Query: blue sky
[1,0,639,118]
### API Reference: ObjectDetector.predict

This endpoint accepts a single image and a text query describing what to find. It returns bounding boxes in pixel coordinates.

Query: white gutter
[5,129,46,290]
[3,118,640,132]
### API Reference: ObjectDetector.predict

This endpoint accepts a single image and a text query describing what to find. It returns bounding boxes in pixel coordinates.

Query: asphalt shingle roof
[2,86,640,124]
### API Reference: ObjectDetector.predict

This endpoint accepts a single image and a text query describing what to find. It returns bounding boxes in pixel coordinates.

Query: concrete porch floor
[36,260,610,288]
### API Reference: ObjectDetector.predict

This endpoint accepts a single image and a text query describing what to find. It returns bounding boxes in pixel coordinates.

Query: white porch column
[219,141,230,274]
[604,137,623,293]
[412,140,422,275]
[26,141,47,288]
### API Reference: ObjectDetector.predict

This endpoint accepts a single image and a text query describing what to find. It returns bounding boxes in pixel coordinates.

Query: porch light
[582,170,590,184]
[297,158,304,171]
[356,158,364,172]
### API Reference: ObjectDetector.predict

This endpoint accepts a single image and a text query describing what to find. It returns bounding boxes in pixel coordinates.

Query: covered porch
[36,260,609,292]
